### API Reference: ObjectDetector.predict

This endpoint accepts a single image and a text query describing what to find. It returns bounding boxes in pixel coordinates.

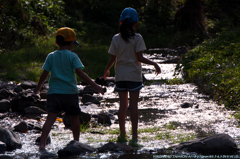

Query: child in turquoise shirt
[34,27,104,150]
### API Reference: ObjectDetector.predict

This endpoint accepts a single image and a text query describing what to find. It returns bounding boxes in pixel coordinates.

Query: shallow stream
[1,50,240,159]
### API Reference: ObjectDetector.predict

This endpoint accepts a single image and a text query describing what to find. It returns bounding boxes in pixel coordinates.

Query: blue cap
[120,7,139,23]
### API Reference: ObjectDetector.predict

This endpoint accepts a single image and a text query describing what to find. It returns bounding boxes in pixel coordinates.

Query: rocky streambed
[0,48,240,159]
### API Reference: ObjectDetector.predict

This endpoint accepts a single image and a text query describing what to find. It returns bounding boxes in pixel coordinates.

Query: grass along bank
[0,36,112,82]
[176,27,240,111]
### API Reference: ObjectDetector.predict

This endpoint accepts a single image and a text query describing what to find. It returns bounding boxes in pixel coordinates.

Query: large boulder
[11,93,37,112]
[0,127,22,151]
[171,133,238,155]
[0,99,11,113]
[58,140,95,157]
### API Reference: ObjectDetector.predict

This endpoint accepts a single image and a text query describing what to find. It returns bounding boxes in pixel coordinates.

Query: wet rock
[0,81,7,89]
[0,113,7,119]
[195,104,199,108]
[63,111,91,128]
[28,123,42,131]
[0,99,11,113]
[36,135,51,145]
[0,141,7,153]
[58,140,95,157]
[171,133,238,155]
[14,85,23,93]
[14,121,28,133]
[97,142,135,152]
[95,77,108,86]
[39,151,58,159]
[34,99,47,111]
[20,80,37,90]
[81,94,100,105]
[83,85,97,94]
[11,99,33,112]
[0,155,13,159]
[0,89,12,100]
[95,77,115,86]
[79,111,91,124]
[0,127,22,151]
[24,106,47,114]
[11,93,38,112]
[79,90,93,96]
[180,102,192,108]
[98,113,112,126]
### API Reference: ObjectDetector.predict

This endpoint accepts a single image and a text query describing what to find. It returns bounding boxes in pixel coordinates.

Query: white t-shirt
[108,33,146,82]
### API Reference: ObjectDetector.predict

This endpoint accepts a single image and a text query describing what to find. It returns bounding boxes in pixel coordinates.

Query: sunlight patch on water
[143,64,181,80]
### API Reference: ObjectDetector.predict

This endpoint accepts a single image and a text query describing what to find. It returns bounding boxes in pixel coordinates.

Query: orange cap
[56,27,80,45]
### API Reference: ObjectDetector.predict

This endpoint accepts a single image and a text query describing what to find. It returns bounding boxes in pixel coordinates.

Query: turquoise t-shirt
[43,50,84,94]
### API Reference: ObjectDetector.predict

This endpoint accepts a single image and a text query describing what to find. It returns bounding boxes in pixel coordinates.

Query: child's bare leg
[118,91,128,136]
[39,112,58,150]
[129,91,139,139]
[69,115,80,141]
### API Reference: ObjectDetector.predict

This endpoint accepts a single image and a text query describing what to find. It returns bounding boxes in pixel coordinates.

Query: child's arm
[103,55,116,80]
[136,51,161,75]
[75,68,104,94]
[34,70,49,94]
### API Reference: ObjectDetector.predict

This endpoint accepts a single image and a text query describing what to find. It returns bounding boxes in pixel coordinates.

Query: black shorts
[46,94,80,116]
[115,81,144,92]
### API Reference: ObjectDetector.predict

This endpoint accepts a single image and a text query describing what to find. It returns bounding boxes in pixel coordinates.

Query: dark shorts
[47,94,80,116]
[115,81,144,92]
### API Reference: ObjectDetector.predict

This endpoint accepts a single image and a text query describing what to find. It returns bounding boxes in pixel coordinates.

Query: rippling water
[2,52,240,158]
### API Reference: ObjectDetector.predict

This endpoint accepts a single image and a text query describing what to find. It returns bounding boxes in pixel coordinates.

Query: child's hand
[33,88,40,95]
[154,63,161,75]
[103,70,110,80]
[94,85,105,95]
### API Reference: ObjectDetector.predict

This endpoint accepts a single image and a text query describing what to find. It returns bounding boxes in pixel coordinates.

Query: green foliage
[0,0,66,51]
[143,0,178,33]
[74,44,114,79]
[204,0,240,31]
[0,36,57,81]
[177,28,240,109]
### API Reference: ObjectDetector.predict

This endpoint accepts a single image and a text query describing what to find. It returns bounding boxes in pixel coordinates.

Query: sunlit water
[2,52,240,158]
